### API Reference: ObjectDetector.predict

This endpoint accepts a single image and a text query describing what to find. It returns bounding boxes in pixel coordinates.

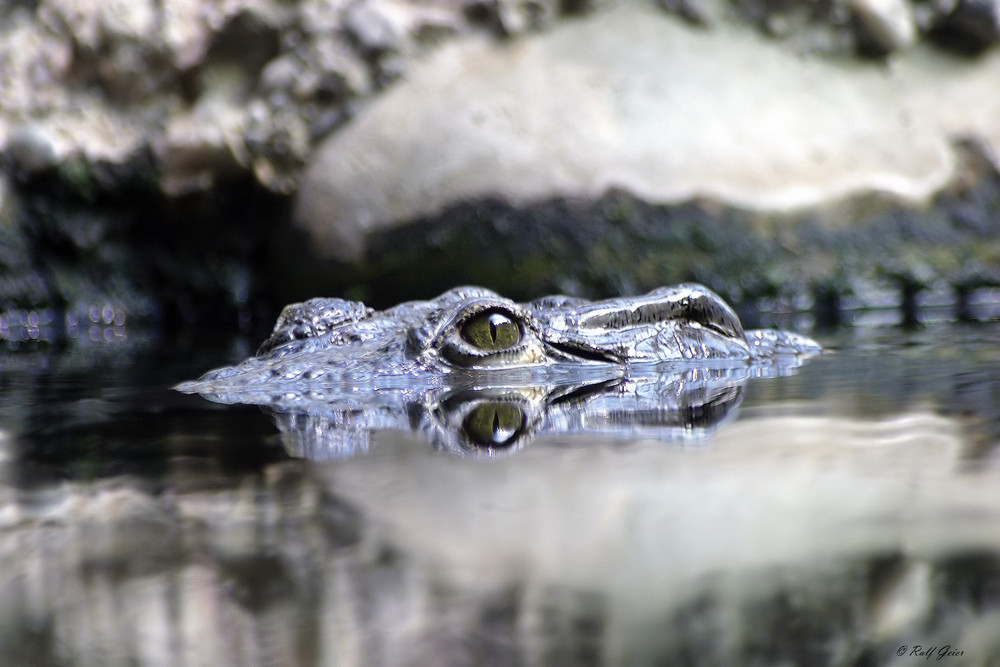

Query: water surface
[1,319,999,666]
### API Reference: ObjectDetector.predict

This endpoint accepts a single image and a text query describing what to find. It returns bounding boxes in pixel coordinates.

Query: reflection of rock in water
[2,411,1000,665]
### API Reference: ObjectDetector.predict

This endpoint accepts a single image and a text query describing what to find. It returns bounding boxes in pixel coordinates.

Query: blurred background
[2,1,1000,665]
[3,0,1000,335]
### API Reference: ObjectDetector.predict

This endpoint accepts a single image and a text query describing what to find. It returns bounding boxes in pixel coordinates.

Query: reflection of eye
[462,402,525,448]
[460,310,521,351]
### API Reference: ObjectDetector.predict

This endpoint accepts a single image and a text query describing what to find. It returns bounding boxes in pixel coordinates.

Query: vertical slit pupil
[460,309,521,350]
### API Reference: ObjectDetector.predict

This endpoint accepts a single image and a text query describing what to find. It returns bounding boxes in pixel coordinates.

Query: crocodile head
[175,283,820,403]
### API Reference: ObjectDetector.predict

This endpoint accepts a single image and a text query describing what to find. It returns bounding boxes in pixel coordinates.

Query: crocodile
[177,283,819,401]
[176,283,820,455]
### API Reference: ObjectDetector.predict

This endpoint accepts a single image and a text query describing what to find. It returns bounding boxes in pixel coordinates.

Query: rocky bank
[2,0,1000,336]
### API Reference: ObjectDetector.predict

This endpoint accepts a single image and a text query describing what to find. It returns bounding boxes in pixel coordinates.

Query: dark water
[1,317,999,666]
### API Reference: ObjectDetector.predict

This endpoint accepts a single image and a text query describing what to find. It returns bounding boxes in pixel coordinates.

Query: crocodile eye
[460,310,521,351]
[462,402,525,448]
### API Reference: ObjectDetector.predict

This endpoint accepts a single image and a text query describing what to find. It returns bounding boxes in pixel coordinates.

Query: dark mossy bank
[1,154,288,340]
[3,0,1000,342]
[4,141,1000,347]
[272,142,1000,326]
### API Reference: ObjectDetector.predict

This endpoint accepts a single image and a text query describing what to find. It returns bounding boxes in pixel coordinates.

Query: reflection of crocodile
[271,369,750,458]
[177,284,819,455]
[177,283,819,397]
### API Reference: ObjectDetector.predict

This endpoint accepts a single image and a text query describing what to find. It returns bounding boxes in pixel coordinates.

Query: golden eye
[459,310,521,351]
[462,402,525,448]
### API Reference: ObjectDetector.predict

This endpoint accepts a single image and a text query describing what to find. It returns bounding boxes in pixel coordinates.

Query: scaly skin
[176,283,821,401]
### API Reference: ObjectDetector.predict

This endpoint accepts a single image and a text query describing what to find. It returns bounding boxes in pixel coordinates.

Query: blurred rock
[1,0,996,207]
[345,0,406,52]
[295,3,1000,262]
[495,0,559,35]
[0,0,501,200]
[1,0,997,208]
[851,0,918,52]
[6,125,62,175]
[158,112,243,195]
[658,0,722,25]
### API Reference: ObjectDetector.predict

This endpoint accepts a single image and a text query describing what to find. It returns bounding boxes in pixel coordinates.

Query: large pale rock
[296,3,1000,262]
